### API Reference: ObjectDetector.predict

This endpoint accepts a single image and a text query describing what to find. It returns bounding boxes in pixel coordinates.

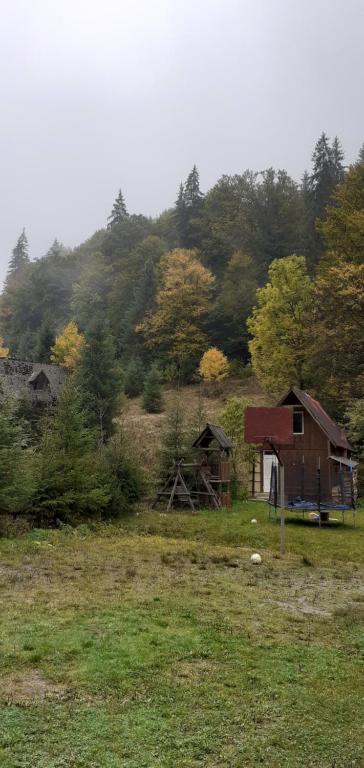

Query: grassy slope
[120,376,269,482]
[0,503,363,768]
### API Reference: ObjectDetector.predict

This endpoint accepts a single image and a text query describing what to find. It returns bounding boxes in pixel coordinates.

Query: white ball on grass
[250,553,262,564]
[251,518,257,524]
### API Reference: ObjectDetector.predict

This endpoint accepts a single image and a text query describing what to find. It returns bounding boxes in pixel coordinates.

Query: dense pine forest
[1,131,364,429]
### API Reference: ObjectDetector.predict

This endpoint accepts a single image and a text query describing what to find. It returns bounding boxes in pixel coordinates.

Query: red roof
[277,387,352,451]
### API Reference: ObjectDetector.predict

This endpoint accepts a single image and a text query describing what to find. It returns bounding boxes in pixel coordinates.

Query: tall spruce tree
[174,182,188,246]
[183,165,204,248]
[124,357,145,398]
[174,166,204,248]
[142,365,163,413]
[7,229,29,276]
[77,322,122,441]
[107,189,129,228]
[357,143,364,164]
[184,165,203,211]
[331,136,345,185]
[303,133,345,268]
[35,319,55,363]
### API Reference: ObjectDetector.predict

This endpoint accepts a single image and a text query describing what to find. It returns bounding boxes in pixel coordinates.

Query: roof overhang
[328,455,358,468]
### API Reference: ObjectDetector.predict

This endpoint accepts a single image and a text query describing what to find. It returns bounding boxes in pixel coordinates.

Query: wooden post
[279,463,285,555]
[318,456,321,527]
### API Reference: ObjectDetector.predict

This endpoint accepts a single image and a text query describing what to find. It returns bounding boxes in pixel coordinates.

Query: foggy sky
[0,0,363,281]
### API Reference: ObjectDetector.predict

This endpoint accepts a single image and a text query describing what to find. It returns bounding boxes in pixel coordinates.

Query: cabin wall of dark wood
[259,408,332,501]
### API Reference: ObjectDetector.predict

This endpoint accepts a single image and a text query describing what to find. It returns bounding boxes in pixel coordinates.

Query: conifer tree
[35,380,111,522]
[0,396,35,513]
[124,357,145,398]
[120,254,158,356]
[142,365,163,413]
[77,322,122,440]
[107,189,129,228]
[35,320,55,363]
[303,133,345,267]
[174,182,188,246]
[183,165,204,248]
[310,133,337,219]
[7,229,29,276]
[159,395,188,473]
[46,239,65,259]
[184,165,204,211]
[357,143,364,164]
[174,167,204,247]
[331,136,345,184]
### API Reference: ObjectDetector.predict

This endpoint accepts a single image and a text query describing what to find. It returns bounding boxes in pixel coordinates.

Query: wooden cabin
[249,386,357,505]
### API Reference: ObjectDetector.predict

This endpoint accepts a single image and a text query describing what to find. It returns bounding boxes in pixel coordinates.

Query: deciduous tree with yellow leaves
[248,255,313,395]
[51,321,85,371]
[199,347,229,382]
[137,249,214,377]
[0,336,9,358]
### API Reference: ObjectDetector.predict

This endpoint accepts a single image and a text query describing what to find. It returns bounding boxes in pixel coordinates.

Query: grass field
[0,503,363,767]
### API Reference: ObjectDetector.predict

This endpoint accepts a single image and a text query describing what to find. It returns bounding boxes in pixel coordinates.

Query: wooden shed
[249,386,357,506]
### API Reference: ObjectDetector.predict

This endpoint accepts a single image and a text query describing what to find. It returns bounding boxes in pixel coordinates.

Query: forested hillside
[1,132,364,423]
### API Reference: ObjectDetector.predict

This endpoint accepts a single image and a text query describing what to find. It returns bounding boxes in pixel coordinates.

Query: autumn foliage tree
[0,336,9,358]
[307,164,364,416]
[51,321,85,370]
[248,255,313,395]
[199,347,229,382]
[137,249,214,377]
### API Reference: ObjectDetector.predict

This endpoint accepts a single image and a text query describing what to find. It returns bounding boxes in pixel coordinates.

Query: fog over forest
[0,0,363,279]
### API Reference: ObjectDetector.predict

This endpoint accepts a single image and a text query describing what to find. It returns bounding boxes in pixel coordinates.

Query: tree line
[0,132,363,430]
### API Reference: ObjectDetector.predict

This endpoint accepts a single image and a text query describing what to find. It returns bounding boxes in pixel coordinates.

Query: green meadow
[0,503,363,767]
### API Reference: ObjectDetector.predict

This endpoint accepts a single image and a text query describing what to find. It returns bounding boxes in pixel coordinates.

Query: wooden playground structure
[152,423,232,512]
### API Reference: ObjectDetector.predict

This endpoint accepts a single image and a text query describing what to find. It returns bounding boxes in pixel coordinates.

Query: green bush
[102,429,145,513]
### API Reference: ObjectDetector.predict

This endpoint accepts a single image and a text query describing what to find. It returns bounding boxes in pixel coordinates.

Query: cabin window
[293,410,304,434]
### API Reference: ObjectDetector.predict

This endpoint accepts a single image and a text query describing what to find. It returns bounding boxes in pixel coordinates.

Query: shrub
[102,429,145,513]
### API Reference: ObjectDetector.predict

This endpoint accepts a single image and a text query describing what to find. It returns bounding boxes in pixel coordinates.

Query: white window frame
[293,409,304,435]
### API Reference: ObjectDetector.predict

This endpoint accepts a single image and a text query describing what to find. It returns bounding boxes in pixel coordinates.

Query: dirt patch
[173,658,216,684]
[0,669,68,703]
[268,598,331,617]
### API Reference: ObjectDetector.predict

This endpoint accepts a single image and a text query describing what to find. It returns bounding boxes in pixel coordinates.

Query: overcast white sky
[0,0,363,280]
